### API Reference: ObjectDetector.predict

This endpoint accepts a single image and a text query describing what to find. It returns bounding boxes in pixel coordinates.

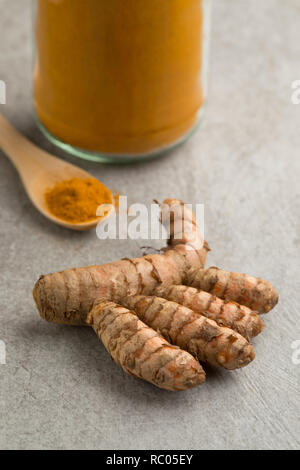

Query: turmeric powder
[45,177,112,224]
[34,0,205,155]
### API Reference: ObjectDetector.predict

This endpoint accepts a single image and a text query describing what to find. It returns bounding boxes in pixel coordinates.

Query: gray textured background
[0,0,299,450]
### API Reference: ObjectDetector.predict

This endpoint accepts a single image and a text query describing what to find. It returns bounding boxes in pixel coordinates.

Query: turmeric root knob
[123,295,255,370]
[155,285,264,340]
[187,267,279,314]
[87,301,206,391]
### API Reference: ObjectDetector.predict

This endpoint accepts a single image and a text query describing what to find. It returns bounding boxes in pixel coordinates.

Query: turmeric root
[33,198,279,391]
[155,285,264,340]
[123,295,255,370]
[87,300,206,391]
[161,198,205,252]
[33,199,208,326]
[186,267,279,313]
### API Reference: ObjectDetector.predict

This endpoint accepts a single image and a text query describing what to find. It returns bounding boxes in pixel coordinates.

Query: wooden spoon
[0,114,114,231]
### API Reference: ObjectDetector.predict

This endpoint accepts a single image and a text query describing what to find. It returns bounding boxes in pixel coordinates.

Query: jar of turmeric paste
[33,0,211,163]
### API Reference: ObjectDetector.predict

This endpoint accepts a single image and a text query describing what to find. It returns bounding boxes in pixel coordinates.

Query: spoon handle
[0,114,41,177]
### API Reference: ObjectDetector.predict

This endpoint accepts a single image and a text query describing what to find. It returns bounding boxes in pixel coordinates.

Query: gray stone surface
[0,0,299,450]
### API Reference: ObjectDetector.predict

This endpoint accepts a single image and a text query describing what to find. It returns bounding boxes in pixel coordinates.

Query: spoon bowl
[0,114,114,230]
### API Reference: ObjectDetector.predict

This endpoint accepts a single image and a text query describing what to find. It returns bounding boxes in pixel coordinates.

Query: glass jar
[32,0,211,163]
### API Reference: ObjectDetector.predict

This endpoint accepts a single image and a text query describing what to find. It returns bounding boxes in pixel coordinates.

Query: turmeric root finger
[87,301,206,391]
[33,255,181,326]
[123,295,255,370]
[155,285,264,340]
[186,267,279,314]
[161,198,208,254]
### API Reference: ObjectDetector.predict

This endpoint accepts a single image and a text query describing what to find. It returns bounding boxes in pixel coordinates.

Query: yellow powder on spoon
[45,177,112,223]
